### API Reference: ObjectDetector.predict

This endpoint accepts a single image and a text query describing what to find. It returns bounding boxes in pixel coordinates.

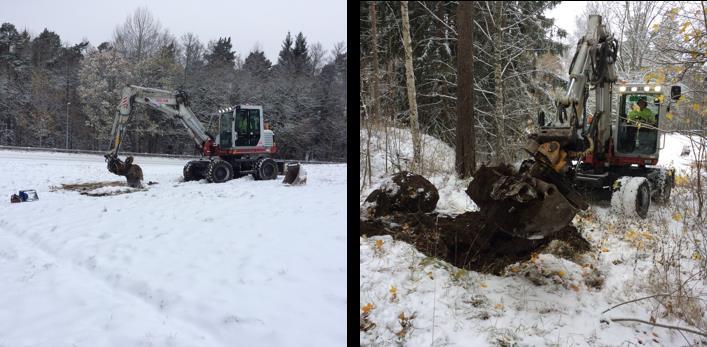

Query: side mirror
[671,85,681,101]
[538,110,545,127]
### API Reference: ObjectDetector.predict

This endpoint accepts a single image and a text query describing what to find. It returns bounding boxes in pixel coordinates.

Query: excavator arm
[467,15,617,239]
[105,85,214,186]
[107,85,213,158]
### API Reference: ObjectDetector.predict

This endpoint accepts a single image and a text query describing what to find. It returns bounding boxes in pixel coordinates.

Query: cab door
[235,108,261,147]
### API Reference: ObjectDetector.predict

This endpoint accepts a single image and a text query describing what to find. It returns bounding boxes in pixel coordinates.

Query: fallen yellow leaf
[480,282,488,288]
[389,286,397,295]
[675,175,688,186]
[672,211,682,221]
[557,270,566,278]
[362,303,375,314]
[601,247,609,252]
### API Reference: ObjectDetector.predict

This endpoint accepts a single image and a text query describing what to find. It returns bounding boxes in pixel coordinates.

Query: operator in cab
[625,96,656,152]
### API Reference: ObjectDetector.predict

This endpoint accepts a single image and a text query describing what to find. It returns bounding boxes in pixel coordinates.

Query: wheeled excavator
[467,15,680,239]
[104,85,306,187]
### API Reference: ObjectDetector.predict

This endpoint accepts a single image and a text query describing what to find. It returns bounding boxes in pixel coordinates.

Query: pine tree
[292,32,312,75]
[243,50,272,77]
[277,32,294,71]
[456,1,476,177]
[0,23,32,145]
[205,37,235,68]
[31,29,62,68]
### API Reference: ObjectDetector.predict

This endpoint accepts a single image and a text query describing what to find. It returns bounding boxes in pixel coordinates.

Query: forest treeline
[360,1,706,168]
[0,7,347,161]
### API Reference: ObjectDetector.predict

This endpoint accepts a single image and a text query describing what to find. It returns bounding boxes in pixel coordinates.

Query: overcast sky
[545,1,588,41]
[0,0,346,62]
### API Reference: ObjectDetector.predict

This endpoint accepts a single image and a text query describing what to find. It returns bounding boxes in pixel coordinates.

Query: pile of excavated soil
[360,169,591,274]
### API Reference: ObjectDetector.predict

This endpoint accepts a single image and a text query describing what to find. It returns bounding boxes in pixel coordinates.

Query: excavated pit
[360,168,591,274]
[50,181,151,196]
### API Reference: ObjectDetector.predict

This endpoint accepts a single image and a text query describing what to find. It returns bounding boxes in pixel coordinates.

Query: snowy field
[360,129,706,346]
[0,150,346,346]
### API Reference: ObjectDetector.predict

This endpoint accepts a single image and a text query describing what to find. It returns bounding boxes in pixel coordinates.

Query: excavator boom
[467,15,616,239]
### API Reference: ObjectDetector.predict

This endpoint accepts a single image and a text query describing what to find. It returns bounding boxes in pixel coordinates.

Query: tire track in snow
[0,219,222,345]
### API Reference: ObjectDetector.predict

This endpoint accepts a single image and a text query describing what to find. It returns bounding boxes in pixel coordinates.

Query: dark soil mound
[363,171,439,217]
[360,211,589,274]
[360,168,591,274]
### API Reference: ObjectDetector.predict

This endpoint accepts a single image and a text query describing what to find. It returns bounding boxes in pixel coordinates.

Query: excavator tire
[253,158,278,180]
[206,160,234,183]
[611,176,650,218]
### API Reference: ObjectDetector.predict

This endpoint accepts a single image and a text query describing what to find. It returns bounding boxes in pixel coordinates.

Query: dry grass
[645,181,707,340]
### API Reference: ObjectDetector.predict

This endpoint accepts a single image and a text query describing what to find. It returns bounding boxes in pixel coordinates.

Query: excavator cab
[216,105,269,150]
[614,84,669,159]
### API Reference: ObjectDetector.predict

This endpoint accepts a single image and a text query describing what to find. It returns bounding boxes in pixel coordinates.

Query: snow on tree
[78,46,132,149]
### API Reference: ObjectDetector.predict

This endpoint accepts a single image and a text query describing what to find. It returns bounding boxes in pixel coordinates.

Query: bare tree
[401,1,422,173]
[113,7,174,63]
[309,42,325,75]
[456,1,476,178]
[180,32,204,83]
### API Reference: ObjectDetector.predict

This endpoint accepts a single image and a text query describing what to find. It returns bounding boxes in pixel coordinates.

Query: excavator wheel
[654,170,674,204]
[253,158,278,181]
[611,177,650,218]
[206,160,234,183]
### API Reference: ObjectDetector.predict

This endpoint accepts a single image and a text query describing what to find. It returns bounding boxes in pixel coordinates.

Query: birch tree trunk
[456,1,476,178]
[369,1,380,125]
[401,0,422,173]
[493,0,505,161]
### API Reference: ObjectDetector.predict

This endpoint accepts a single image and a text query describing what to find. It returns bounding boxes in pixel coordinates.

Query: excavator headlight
[619,86,626,92]
[643,86,650,92]
[654,86,661,92]
[630,87,638,92]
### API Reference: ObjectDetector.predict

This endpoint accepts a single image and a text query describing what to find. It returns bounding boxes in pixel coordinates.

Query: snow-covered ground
[0,150,346,346]
[360,129,706,346]
[360,128,476,215]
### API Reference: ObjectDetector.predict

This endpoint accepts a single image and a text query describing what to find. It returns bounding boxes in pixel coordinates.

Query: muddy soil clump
[363,171,439,217]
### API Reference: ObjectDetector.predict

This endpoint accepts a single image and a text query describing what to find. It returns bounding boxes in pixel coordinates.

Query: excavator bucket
[105,154,144,188]
[467,165,581,239]
[282,163,306,185]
